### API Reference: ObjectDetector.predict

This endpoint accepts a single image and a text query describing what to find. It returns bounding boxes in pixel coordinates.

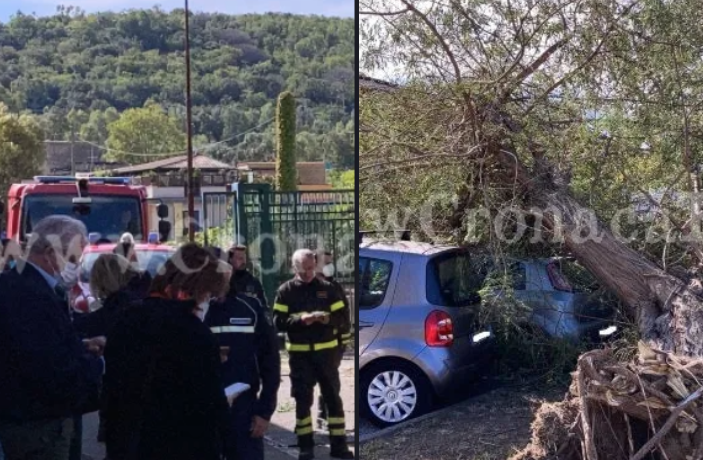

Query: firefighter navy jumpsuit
[205,292,281,460]
[273,277,351,454]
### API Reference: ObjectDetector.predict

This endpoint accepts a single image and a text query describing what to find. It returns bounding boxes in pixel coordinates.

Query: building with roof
[103,155,333,239]
[101,153,238,239]
[237,161,332,192]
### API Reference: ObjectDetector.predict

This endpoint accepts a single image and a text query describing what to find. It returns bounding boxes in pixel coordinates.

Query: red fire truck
[0,175,171,243]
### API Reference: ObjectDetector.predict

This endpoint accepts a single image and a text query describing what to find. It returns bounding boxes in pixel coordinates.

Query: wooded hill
[0,7,354,167]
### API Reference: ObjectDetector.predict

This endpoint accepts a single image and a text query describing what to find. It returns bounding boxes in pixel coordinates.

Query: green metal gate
[231,183,356,317]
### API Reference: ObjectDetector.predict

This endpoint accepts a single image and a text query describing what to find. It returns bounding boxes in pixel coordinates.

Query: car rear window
[359,257,393,310]
[426,251,483,307]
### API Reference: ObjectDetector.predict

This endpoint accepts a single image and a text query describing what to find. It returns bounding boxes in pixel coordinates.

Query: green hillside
[0,6,355,168]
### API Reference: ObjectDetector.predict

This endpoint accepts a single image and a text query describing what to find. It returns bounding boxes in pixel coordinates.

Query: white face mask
[60,262,80,288]
[322,263,335,278]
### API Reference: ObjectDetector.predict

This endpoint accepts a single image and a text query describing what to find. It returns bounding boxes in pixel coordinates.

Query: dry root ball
[510,399,580,460]
[513,342,703,460]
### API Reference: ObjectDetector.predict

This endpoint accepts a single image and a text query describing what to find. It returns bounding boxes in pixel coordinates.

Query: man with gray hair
[0,215,104,460]
[273,249,353,460]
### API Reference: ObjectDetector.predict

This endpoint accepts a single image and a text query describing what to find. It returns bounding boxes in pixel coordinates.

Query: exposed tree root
[512,344,703,460]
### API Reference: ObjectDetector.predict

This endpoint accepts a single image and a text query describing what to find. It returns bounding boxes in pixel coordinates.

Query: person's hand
[301,313,317,325]
[318,312,330,325]
[219,346,231,363]
[83,336,106,356]
[250,415,269,438]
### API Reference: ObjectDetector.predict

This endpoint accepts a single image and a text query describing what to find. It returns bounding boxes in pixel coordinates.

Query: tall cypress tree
[275,91,297,191]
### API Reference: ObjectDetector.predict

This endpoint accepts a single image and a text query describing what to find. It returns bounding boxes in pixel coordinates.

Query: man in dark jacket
[0,216,104,460]
[273,249,354,460]
[227,244,268,308]
[205,270,281,460]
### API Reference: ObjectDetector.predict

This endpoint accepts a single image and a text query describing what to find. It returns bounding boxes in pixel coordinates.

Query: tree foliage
[275,91,297,191]
[361,0,703,265]
[106,103,186,161]
[0,102,44,203]
[0,8,354,167]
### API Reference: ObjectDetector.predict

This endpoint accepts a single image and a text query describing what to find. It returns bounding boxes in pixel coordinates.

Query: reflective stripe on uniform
[329,428,346,436]
[330,301,345,312]
[210,326,255,334]
[273,303,289,313]
[286,339,339,352]
[296,416,313,436]
[327,417,345,424]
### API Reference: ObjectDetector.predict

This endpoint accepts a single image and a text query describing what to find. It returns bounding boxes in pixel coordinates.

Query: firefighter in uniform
[314,251,351,431]
[228,244,268,308]
[273,249,354,460]
[206,258,281,460]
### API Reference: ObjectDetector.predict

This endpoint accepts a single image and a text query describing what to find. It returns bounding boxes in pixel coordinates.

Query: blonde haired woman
[73,253,140,339]
[72,253,143,449]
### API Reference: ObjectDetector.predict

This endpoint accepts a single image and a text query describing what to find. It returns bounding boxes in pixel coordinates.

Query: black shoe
[330,448,354,459]
[299,448,315,460]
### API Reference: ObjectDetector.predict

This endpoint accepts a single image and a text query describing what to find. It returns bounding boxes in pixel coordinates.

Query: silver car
[474,256,618,341]
[359,239,495,427]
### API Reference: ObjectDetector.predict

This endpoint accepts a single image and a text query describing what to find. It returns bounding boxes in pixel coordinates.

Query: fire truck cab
[0,175,171,244]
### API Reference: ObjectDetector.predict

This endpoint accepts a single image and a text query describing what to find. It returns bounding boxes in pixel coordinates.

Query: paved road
[80,353,356,460]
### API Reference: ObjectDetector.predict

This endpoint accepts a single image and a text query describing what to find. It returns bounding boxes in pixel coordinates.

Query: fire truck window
[22,195,143,242]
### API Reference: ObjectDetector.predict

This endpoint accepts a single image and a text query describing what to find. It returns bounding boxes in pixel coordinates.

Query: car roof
[359,239,458,257]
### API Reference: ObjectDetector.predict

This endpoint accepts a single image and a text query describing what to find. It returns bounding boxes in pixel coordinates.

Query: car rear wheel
[361,361,433,428]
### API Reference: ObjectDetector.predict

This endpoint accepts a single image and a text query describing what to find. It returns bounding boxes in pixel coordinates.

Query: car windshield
[80,249,174,282]
[22,194,143,242]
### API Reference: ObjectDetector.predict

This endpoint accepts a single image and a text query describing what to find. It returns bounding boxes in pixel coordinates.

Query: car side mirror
[158,220,172,242]
[157,203,169,219]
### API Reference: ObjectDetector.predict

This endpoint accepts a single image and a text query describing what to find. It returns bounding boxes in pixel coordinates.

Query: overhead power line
[72,117,274,158]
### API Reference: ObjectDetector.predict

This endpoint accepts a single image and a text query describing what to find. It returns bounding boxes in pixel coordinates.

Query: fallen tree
[361,0,703,458]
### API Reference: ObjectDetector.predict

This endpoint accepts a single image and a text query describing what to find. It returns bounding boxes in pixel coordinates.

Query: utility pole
[70,127,75,176]
[184,0,195,242]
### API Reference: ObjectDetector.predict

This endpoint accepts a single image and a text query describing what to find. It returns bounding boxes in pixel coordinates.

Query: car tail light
[547,263,573,292]
[425,310,454,347]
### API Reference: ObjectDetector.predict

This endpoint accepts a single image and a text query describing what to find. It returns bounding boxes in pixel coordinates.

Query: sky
[0,0,354,22]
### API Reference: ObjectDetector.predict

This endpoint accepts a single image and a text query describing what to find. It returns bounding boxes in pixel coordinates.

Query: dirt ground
[359,384,567,460]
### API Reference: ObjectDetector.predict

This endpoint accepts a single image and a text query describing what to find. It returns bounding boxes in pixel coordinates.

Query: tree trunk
[492,148,703,357]
[492,149,703,460]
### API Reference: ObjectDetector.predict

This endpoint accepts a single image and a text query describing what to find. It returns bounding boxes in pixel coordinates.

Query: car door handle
[359,322,374,329]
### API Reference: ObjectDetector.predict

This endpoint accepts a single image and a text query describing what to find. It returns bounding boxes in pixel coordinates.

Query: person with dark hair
[102,243,231,460]
[227,244,268,308]
[205,247,281,460]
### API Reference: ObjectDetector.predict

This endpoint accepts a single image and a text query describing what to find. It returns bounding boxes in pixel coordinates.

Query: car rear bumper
[413,334,496,396]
